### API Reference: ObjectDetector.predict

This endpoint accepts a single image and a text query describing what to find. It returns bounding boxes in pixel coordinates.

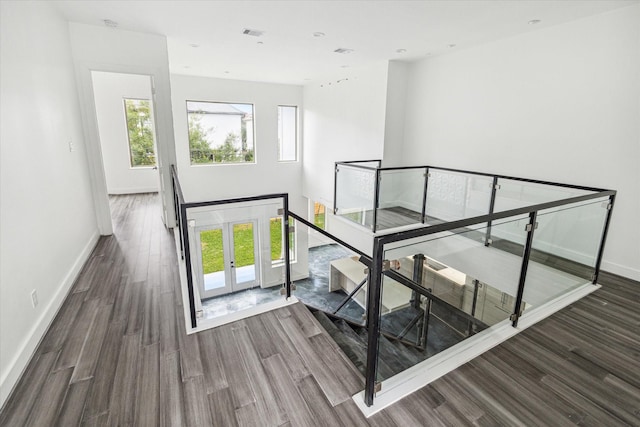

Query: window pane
[314,202,326,230]
[186,101,255,165]
[124,99,156,167]
[271,216,296,264]
[278,105,297,161]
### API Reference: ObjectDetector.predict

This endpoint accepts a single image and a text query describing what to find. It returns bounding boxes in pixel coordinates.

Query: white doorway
[90,71,161,200]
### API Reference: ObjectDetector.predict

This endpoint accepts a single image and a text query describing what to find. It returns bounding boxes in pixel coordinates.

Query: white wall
[69,23,177,233]
[170,74,306,212]
[302,62,389,206]
[0,2,99,406]
[402,5,640,280]
[91,71,159,194]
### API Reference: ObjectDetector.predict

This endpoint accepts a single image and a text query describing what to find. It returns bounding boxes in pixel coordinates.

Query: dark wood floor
[1,193,638,426]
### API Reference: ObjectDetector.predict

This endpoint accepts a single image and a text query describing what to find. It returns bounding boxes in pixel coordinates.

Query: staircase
[311,309,432,380]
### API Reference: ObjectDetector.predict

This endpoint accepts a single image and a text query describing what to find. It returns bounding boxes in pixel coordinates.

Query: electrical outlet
[68,139,75,152]
[31,290,38,308]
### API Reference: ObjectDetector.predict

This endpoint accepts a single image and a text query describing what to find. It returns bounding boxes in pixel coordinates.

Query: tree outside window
[186,101,255,165]
[124,98,156,168]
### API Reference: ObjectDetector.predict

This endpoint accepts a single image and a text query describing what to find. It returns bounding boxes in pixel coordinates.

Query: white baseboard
[601,260,640,282]
[107,187,158,195]
[0,231,100,407]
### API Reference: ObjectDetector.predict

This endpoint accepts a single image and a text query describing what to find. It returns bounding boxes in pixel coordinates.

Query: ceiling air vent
[242,28,265,37]
[333,48,354,54]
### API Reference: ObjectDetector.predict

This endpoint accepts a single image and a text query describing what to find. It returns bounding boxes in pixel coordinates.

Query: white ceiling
[52,0,637,85]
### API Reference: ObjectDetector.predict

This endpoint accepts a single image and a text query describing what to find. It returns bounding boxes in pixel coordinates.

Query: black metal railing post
[511,211,538,327]
[333,162,339,215]
[485,176,499,247]
[421,168,429,224]
[592,194,616,284]
[372,169,381,233]
[364,237,384,406]
[180,204,198,329]
[283,195,292,298]
[411,254,425,309]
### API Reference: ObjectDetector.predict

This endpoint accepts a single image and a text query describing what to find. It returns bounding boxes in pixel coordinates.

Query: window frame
[185,99,256,166]
[277,105,298,162]
[123,97,157,169]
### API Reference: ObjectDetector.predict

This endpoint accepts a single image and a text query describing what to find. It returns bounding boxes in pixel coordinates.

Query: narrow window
[314,202,326,230]
[271,216,296,265]
[186,101,255,165]
[277,105,297,162]
[124,98,156,167]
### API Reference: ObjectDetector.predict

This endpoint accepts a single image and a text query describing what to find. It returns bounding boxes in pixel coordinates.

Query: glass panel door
[199,227,228,297]
[197,220,260,299]
[230,221,258,290]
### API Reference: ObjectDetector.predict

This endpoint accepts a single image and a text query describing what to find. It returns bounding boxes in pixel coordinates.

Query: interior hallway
[0,193,638,426]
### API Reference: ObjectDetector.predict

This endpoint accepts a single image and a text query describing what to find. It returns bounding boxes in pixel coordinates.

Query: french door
[196,220,260,299]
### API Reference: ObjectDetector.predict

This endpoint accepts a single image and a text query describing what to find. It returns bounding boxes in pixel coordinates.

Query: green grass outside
[201,220,284,274]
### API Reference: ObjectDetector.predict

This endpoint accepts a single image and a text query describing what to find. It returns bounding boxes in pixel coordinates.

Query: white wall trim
[107,187,159,195]
[602,260,640,282]
[0,231,99,406]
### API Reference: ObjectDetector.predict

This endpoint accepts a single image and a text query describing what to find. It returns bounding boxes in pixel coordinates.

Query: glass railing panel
[494,178,593,213]
[289,220,369,322]
[335,164,376,229]
[376,168,427,231]
[375,217,528,381]
[521,197,610,310]
[425,169,493,223]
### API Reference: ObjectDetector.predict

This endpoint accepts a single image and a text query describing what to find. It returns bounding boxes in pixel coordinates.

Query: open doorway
[90,71,162,223]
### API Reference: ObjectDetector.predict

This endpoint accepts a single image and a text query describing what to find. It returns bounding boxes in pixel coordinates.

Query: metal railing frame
[170,165,292,328]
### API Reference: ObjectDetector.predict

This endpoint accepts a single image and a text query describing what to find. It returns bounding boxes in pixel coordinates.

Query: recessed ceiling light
[447,44,456,48]
[242,28,265,37]
[257,41,264,45]
[396,48,407,54]
[528,19,541,25]
[313,32,325,37]
[189,43,199,48]
[224,71,230,74]
[340,65,349,68]
[183,66,191,69]
[334,48,354,54]
[103,19,118,28]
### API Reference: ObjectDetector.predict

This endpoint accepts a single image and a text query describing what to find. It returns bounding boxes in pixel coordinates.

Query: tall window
[314,202,326,230]
[124,98,156,167]
[186,100,255,165]
[278,105,297,162]
[270,216,296,264]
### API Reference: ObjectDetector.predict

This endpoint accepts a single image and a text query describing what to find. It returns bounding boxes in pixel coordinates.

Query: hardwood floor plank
[233,324,287,425]
[56,378,92,426]
[0,351,58,426]
[37,291,85,353]
[25,367,73,426]
[262,353,314,426]
[176,306,204,380]
[160,350,186,427]
[216,326,257,409]
[159,291,179,354]
[208,388,239,427]
[83,320,126,419]
[295,375,342,426]
[109,333,142,425]
[197,328,229,394]
[234,402,266,427]
[135,343,160,427]
[54,298,101,371]
[183,376,214,427]
[71,302,113,383]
